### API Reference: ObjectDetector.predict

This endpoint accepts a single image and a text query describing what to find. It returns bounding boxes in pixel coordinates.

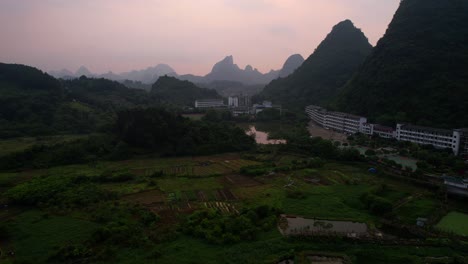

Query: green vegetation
[115,108,255,155]
[258,20,372,110]
[183,206,278,244]
[338,0,468,128]
[437,212,468,236]
[151,76,221,106]
[6,211,98,263]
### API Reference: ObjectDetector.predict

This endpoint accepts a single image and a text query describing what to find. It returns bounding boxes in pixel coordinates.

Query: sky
[0,0,400,75]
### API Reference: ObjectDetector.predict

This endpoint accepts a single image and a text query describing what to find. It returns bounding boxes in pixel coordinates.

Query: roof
[195,99,224,102]
[399,124,453,135]
[374,124,395,132]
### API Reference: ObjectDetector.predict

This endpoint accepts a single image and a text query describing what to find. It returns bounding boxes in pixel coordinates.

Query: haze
[0,0,400,75]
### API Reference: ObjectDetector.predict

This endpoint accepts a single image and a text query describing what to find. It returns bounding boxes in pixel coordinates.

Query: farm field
[436,212,468,236]
[0,150,467,263]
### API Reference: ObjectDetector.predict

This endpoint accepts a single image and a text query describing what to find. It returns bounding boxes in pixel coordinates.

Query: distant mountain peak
[76,66,92,77]
[279,54,304,77]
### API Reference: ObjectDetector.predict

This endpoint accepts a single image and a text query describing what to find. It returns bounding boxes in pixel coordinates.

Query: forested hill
[64,76,156,110]
[337,0,468,128]
[0,63,65,137]
[151,76,221,107]
[258,20,372,110]
[0,63,159,138]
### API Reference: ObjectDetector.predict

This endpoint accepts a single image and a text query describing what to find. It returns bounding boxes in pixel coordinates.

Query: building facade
[305,105,367,134]
[194,99,225,108]
[228,95,251,108]
[396,124,461,155]
[373,125,396,139]
[306,105,467,157]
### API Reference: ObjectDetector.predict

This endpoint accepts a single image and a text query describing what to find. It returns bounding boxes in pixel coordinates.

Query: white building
[194,99,225,109]
[396,124,461,155]
[228,95,251,108]
[305,105,367,134]
[228,96,239,107]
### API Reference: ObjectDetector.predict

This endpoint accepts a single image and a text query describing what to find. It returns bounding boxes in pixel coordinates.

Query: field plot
[204,202,239,214]
[223,175,261,187]
[436,212,468,236]
[123,190,166,205]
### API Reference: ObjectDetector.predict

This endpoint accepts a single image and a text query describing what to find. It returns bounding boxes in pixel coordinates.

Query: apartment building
[194,99,225,108]
[396,124,461,155]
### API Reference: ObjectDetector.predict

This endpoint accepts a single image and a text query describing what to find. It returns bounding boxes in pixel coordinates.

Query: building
[396,124,461,155]
[228,96,239,107]
[252,101,280,115]
[373,125,396,139]
[305,105,467,157]
[194,99,225,109]
[455,129,468,158]
[305,105,367,134]
[361,123,374,135]
[228,95,251,108]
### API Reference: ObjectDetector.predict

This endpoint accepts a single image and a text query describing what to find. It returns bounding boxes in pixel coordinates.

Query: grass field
[395,198,439,225]
[5,210,98,263]
[436,212,468,236]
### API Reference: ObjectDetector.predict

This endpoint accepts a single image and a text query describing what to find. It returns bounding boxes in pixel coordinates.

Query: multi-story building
[228,96,239,107]
[305,105,367,134]
[396,124,461,155]
[194,99,225,109]
[455,129,468,158]
[360,123,374,135]
[306,105,467,157]
[373,125,396,139]
[228,95,251,108]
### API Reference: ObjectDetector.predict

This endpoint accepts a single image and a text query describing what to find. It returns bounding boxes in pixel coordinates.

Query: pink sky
[0,0,400,75]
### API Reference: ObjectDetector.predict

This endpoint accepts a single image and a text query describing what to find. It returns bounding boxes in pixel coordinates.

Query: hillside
[278,54,304,78]
[0,63,162,138]
[259,20,372,110]
[0,63,65,137]
[151,76,221,106]
[337,0,468,128]
[64,77,156,110]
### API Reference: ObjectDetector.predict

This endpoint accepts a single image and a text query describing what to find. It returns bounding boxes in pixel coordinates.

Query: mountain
[337,0,468,128]
[50,64,177,84]
[180,55,280,85]
[150,76,221,107]
[259,20,373,110]
[199,80,264,97]
[0,63,66,137]
[75,66,93,77]
[278,54,304,78]
[117,64,177,83]
[49,69,75,79]
[0,63,163,138]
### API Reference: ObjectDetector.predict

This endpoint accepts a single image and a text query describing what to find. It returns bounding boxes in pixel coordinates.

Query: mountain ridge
[258,19,373,110]
[337,0,468,128]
